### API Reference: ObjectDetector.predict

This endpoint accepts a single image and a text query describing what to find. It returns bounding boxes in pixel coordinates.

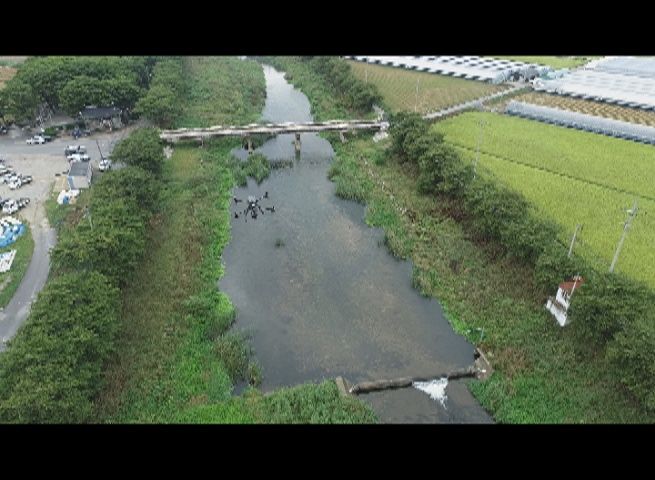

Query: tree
[92,166,160,215]
[389,112,429,162]
[51,198,146,286]
[0,271,120,423]
[110,127,165,175]
[60,75,113,116]
[607,310,655,411]
[104,75,143,110]
[568,272,655,350]
[1,79,39,123]
[133,85,177,128]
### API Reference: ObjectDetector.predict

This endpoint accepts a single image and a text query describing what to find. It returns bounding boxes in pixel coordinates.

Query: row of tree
[0,56,158,123]
[389,112,655,412]
[133,58,186,128]
[300,56,382,113]
[0,128,164,422]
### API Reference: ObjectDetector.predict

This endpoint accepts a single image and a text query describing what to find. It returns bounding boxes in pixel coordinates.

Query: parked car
[65,145,87,156]
[17,197,30,209]
[2,200,18,214]
[21,175,32,185]
[0,125,7,134]
[26,135,46,145]
[99,159,111,171]
[8,178,21,190]
[67,153,90,162]
[2,173,18,184]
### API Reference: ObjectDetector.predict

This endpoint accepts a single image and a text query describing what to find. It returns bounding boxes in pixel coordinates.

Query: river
[219,64,492,423]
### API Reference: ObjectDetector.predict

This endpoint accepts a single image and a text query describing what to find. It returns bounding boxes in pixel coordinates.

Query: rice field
[434,111,655,288]
[512,92,655,127]
[347,60,507,114]
[488,56,598,69]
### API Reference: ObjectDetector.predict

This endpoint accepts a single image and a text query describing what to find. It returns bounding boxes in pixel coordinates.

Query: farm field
[347,60,508,114]
[435,111,655,200]
[434,112,655,288]
[489,56,598,69]
[512,92,655,127]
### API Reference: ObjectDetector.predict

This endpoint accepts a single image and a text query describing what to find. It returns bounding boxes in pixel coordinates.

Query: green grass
[434,111,655,288]
[176,57,266,128]
[327,135,653,423]
[347,60,508,114]
[44,194,71,233]
[0,223,34,309]
[488,56,600,69]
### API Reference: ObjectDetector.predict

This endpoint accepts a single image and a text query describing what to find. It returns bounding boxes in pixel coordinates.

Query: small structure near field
[67,161,92,190]
[545,275,585,326]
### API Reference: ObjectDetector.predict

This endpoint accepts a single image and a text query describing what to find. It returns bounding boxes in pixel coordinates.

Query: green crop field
[434,111,655,288]
[513,92,655,127]
[489,56,599,69]
[347,60,507,114]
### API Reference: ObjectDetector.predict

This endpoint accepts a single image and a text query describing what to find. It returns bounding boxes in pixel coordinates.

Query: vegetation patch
[347,60,507,114]
[0,224,35,308]
[176,57,265,128]
[435,111,655,288]
[256,56,380,121]
[326,132,655,422]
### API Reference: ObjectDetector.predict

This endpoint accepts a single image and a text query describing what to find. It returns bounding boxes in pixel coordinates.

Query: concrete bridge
[159,119,389,152]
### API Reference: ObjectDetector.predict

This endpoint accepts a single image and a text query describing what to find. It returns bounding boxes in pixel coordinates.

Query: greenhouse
[505,101,655,145]
[533,57,655,110]
[346,56,551,84]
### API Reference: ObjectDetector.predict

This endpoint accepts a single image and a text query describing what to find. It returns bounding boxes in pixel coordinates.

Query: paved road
[0,126,134,352]
[423,84,526,120]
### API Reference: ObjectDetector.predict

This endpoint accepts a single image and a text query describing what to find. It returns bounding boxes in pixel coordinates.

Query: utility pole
[473,119,487,179]
[609,201,638,273]
[365,68,368,84]
[415,78,420,113]
[568,224,582,258]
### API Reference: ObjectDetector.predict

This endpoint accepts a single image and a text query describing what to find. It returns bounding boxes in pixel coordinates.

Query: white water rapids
[413,378,449,408]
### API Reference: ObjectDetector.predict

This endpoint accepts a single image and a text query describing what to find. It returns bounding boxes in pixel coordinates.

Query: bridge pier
[294,133,301,153]
[247,137,253,155]
[339,131,347,143]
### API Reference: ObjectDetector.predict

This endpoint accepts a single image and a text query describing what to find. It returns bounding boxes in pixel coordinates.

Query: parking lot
[0,125,134,347]
[0,126,134,223]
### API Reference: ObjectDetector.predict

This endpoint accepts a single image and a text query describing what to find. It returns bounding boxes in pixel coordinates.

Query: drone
[233,191,275,221]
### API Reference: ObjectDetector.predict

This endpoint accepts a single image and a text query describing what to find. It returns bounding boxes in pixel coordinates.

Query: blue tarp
[0,224,25,248]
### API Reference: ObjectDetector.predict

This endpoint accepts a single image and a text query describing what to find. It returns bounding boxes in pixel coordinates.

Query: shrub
[568,272,655,351]
[110,127,165,176]
[0,271,120,423]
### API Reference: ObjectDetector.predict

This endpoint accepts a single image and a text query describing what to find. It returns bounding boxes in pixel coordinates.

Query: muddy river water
[219,64,492,423]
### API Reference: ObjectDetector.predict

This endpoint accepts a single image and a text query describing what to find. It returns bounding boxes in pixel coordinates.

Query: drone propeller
[234,197,243,204]
[265,206,275,213]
